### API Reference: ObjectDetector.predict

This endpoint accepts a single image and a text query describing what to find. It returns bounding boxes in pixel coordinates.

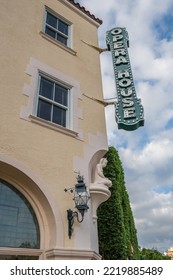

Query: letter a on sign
[106,27,144,131]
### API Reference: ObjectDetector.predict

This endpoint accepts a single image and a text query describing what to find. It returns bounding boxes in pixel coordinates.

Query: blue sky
[78,0,173,253]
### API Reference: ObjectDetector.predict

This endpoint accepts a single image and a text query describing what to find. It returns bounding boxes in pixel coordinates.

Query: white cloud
[120,138,173,172]
[134,192,173,251]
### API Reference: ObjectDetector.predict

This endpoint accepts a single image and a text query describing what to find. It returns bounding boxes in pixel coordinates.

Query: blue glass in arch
[0,179,40,248]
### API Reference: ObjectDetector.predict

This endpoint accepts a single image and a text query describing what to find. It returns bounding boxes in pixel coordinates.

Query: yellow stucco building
[0,0,111,259]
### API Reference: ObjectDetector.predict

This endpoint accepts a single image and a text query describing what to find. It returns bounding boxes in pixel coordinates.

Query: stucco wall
[0,0,108,258]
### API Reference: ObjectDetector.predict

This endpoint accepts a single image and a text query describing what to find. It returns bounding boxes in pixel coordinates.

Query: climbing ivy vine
[97,146,139,259]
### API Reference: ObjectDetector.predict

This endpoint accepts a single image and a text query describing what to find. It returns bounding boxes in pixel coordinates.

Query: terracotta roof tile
[66,0,103,25]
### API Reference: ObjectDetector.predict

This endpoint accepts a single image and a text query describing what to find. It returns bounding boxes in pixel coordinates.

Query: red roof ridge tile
[66,0,103,25]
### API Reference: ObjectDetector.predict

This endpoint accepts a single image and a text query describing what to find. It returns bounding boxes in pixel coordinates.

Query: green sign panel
[106,28,144,131]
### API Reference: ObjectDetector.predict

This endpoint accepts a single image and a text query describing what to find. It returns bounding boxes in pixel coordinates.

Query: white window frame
[44,7,72,48]
[36,73,71,129]
[20,58,83,139]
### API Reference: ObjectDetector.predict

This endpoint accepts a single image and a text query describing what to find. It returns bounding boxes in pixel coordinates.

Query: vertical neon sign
[106,28,144,131]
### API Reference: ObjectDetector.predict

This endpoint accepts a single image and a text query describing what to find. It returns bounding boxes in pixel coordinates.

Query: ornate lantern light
[64,175,90,239]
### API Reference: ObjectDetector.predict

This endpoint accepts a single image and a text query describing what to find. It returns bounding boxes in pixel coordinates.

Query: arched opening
[0,179,40,259]
[0,179,40,247]
[0,156,64,259]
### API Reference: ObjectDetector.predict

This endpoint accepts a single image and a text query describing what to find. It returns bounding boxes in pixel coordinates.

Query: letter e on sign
[124,107,136,119]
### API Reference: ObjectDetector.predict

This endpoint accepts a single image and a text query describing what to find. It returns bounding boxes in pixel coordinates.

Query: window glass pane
[55,84,68,106]
[58,20,68,35]
[37,99,52,121]
[0,180,40,248]
[39,77,53,100]
[53,106,66,127]
[46,12,57,28]
[45,26,56,39]
[57,34,67,45]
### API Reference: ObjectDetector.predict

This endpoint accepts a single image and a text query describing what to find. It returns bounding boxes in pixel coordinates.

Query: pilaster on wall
[73,132,108,182]
[73,131,108,253]
[89,183,111,223]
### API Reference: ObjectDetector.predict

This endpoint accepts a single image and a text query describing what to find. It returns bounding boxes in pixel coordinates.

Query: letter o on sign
[119,78,131,87]
[111,28,122,35]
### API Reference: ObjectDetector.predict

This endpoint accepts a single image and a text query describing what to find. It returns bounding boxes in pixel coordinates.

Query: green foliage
[139,248,171,260]
[97,146,139,259]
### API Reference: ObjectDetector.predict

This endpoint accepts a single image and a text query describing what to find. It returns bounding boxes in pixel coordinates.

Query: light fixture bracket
[65,176,90,239]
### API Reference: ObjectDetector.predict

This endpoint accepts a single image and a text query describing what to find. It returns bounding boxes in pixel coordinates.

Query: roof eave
[61,0,103,26]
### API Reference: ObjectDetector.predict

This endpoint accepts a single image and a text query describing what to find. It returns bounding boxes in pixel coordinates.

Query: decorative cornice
[46,248,102,259]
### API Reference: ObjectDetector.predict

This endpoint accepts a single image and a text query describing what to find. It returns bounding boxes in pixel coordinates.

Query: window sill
[0,247,43,257]
[30,115,78,138]
[40,31,77,56]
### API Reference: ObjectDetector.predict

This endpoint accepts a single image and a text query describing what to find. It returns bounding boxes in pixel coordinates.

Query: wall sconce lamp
[64,175,90,239]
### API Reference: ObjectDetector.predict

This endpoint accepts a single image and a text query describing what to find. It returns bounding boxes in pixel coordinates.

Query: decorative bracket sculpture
[89,158,112,223]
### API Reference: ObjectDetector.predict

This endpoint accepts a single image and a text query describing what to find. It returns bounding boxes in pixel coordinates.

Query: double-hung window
[37,75,70,128]
[45,10,70,46]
